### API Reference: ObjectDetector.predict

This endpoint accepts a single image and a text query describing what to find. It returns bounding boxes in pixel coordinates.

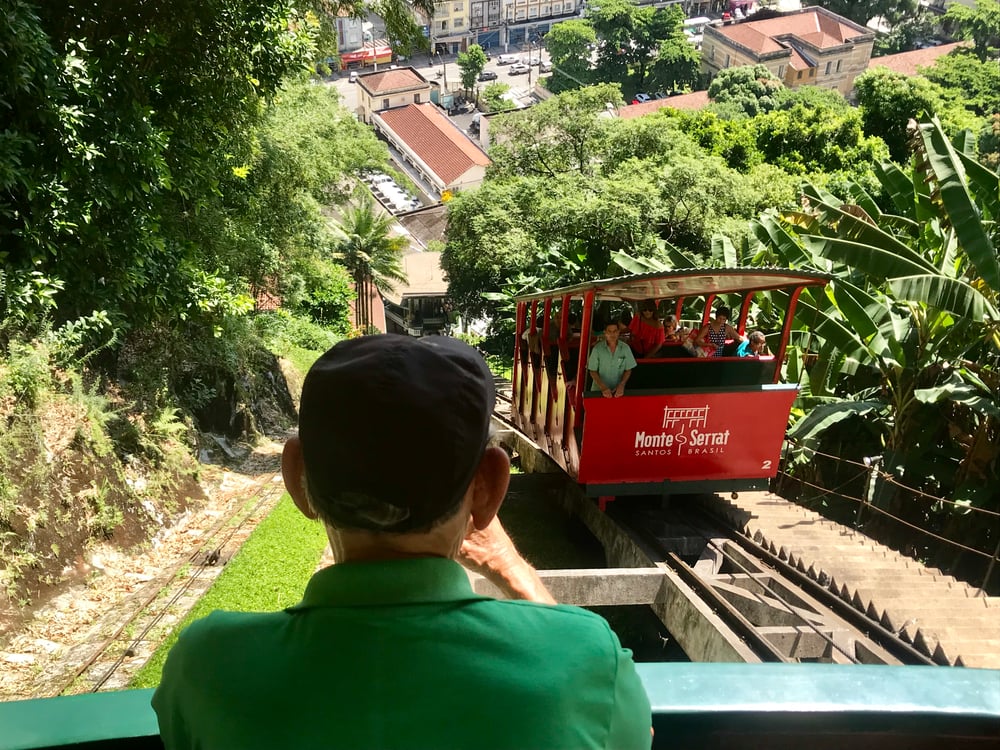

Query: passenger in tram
[153,336,651,750]
[627,299,666,358]
[588,320,637,397]
[737,330,767,357]
[694,305,745,357]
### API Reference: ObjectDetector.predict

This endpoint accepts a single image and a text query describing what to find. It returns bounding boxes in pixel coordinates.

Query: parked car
[632,92,651,103]
[508,62,531,75]
[478,70,498,81]
[349,71,359,83]
[496,54,520,64]
[539,60,552,73]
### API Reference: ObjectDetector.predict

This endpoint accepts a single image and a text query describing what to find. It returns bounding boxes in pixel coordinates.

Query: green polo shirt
[153,557,651,749]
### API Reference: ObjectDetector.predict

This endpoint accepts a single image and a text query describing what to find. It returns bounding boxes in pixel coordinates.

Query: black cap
[298,335,495,533]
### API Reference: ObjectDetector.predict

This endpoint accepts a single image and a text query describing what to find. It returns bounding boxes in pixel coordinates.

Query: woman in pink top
[627,300,666,358]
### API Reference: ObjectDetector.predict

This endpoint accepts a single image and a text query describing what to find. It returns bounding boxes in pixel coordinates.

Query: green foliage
[481,82,515,113]
[254,309,343,353]
[920,48,1000,118]
[707,65,783,117]
[331,197,409,331]
[130,496,329,688]
[944,0,1000,62]
[854,67,981,162]
[815,0,916,26]
[544,20,597,92]
[458,44,488,93]
[488,83,624,176]
[1,1,316,334]
[648,20,701,92]
[750,116,999,556]
[754,99,889,177]
[873,13,937,55]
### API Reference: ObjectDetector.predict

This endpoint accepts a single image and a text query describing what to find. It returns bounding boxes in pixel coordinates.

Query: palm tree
[332,197,408,333]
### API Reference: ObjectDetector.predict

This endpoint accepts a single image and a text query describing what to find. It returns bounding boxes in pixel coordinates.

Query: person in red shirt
[627,299,666,358]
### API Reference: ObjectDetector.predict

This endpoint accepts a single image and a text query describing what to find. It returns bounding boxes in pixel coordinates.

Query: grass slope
[130,495,328,688]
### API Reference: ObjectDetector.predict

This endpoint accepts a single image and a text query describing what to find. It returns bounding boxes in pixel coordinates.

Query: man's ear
[470,446,510,531]
[282,436,318,520]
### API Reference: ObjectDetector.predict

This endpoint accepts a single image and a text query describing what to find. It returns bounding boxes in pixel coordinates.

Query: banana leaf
[787,399,884,442]
[804,202,938,274]
[802,235,934,280]
[845,182,882,221]
[751,214,813,268]
[955,151,1000,223]
[888,274,998,322]
[710,235,739,267]
[918,116,1000,293]
[878,160,938,222]
[914,372,1000,419]
[610,249,669,274]
[830,279,896,363]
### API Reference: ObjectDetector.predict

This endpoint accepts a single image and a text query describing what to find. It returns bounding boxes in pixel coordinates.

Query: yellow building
[701,7,875,96]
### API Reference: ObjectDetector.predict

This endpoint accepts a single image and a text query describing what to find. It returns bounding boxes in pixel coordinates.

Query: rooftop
[385,251,447,305]
[357,67,427,95]
[711,7,872,55]
[619,90,710,120]
[377,103,490,187]
[867,42,966,76]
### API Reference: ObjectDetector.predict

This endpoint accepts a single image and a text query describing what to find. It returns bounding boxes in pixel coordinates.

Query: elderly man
[153,335,651,749]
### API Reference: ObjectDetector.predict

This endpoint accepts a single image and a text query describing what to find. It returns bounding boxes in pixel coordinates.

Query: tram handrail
[2,665,998,750]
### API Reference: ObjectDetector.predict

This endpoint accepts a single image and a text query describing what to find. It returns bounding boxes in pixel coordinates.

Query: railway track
[55,474,286,696]
[613,500,935,665]
[494,388,940,665]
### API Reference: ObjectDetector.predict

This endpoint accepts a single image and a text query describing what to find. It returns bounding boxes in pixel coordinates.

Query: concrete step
[879,605,997,633]
[955,651,1000,669]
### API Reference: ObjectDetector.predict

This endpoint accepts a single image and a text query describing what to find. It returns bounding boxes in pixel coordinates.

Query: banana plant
[751,115,999,520]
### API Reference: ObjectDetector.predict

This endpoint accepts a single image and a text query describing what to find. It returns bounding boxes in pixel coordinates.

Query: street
[326,47,549,117]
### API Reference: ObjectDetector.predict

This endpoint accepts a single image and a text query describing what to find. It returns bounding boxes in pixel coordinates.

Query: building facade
[701,7,875,95]
[373,103,491,195]
[356,67,433,123]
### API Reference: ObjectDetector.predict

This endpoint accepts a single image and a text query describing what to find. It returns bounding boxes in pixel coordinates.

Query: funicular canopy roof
[513,268,832,303]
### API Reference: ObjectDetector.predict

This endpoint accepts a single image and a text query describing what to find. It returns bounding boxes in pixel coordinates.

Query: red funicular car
[511,268,831,507]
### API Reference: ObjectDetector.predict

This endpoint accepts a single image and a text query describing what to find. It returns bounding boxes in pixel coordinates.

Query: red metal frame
[511,269,830,498]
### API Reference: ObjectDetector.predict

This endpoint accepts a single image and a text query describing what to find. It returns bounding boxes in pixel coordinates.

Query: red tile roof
[619,91,711,119]
[358,67,427,94]
[377,104,490,186]
[867,42,966,76]
[714,7,870,55]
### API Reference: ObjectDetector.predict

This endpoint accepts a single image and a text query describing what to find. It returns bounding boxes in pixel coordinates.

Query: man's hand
[613,383,625,398]
[602,387,613,398]
[459,517,556,604]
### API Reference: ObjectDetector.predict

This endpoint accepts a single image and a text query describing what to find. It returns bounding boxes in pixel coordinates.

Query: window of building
[724,53,730,67]
[541,4,549,14]
[528,6,537,16]
[836,59,842,73]
[706,44,714,61]
[777,64,785,78]
[440,19,448,29]
[796,70,802,79]
[382,98,389,109]
[454,17,464,27]
[414,93,421,103]
[515,8,526,18]
[809,68,815,77]
[453,1,463,8]
[824,61,831,75]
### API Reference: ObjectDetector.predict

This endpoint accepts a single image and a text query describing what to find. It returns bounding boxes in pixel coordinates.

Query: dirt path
[0,437,288,702]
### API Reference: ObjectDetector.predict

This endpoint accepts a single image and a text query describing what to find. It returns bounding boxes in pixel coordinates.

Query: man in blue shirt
[588,321,637,397]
